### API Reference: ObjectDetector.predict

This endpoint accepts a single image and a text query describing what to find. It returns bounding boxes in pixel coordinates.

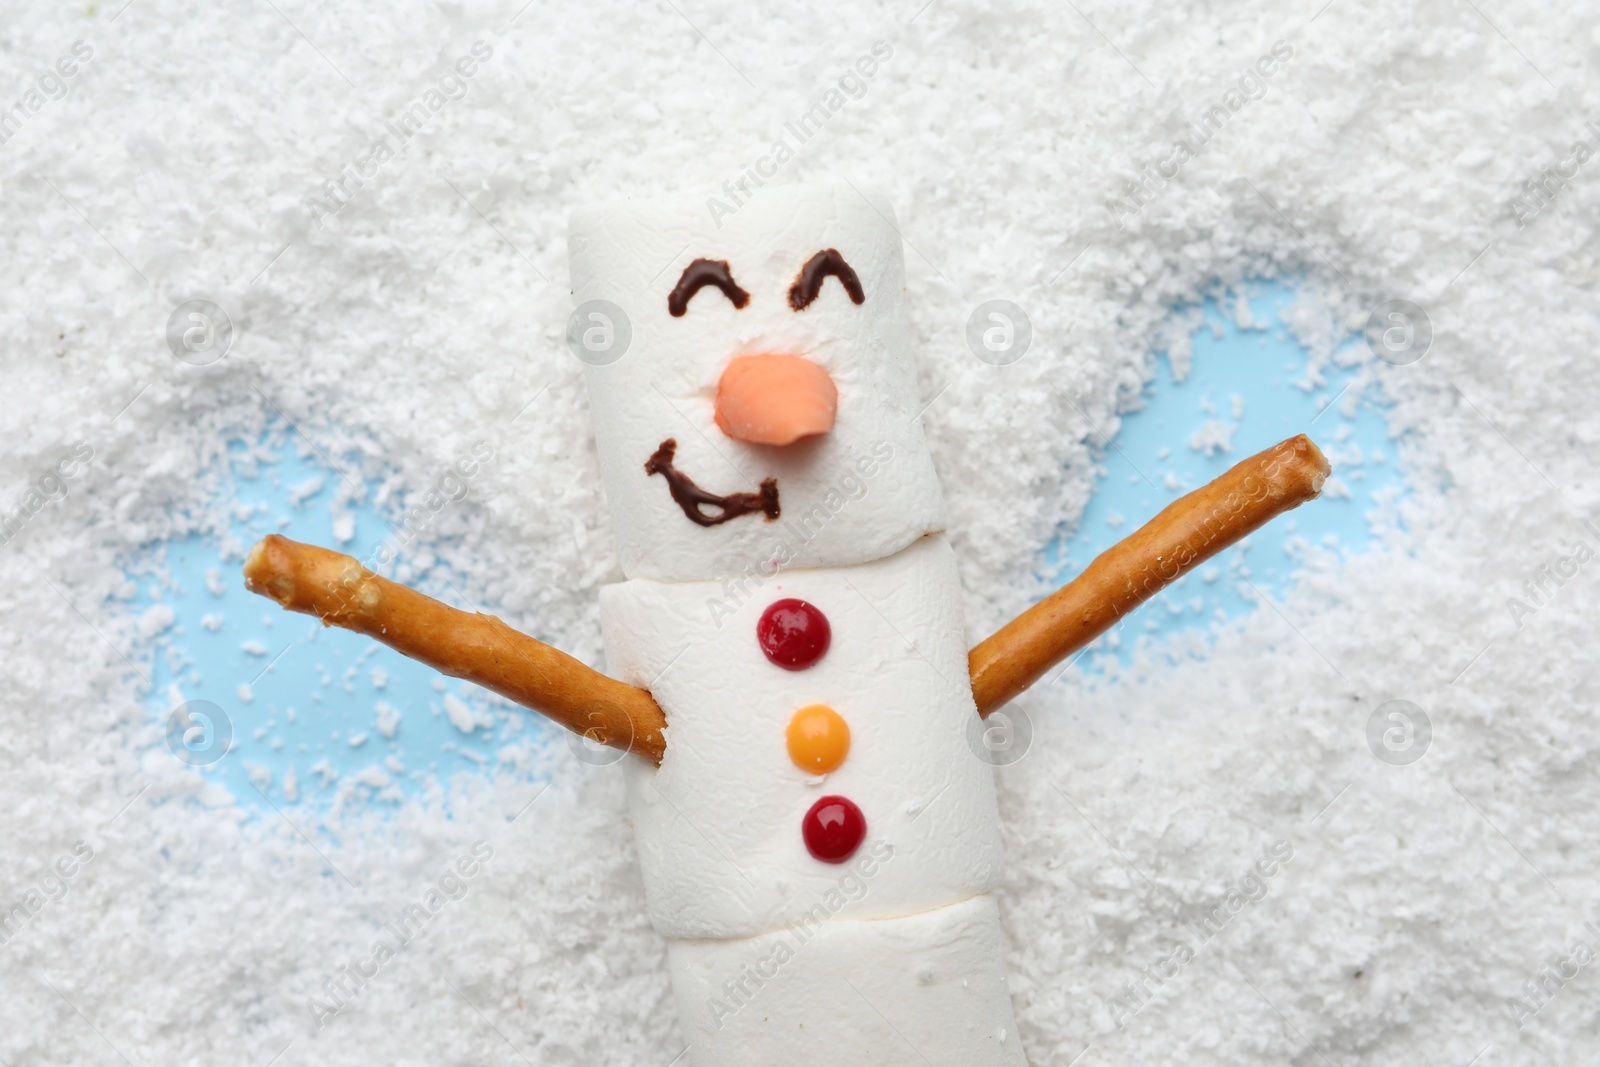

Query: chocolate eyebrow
[788,249,865,311]
[668,258,751,317]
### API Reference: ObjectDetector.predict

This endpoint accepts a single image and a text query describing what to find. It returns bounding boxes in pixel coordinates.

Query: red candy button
[802,795,865,863]
[757,598,831,671]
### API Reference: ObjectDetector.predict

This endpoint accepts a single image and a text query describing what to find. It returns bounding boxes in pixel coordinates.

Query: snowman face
[568,184,947,585]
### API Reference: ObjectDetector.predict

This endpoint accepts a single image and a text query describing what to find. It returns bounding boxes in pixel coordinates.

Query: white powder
[1,1,1597,1065]
[442,694,491,734]
[1188,418,1238,458]
[374,700,401,739]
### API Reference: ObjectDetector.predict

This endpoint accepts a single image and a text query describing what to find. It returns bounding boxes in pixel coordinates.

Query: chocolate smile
[645,439,780,527]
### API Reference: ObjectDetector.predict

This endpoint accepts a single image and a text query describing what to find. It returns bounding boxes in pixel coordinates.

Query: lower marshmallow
[667,893,1028,1067]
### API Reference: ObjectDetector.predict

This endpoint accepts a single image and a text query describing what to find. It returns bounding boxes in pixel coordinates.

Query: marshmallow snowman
[569,185,1029,1066]
[247,179,1325,1065]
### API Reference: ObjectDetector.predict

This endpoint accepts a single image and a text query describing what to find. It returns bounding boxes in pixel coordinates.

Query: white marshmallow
[568,183,947,583]
[600,535,1005,939]
[667,894,1027,1067]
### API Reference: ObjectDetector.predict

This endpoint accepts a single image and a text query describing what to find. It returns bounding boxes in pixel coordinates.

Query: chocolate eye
[668,259,750,317]
[789,249,865,311]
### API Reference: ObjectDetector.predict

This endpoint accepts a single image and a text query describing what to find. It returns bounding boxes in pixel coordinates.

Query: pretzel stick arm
[968,433,1331,715]
[242,534,668,764]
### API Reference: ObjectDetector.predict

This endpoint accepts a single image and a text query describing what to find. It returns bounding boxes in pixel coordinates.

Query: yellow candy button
[786,704,850,774]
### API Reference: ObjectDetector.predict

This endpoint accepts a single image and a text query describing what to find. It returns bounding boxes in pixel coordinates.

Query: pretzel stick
[968,433,1331,716]
[242,534,668,764]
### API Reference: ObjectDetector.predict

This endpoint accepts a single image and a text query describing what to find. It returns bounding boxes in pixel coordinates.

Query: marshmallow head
[568,184,947,583]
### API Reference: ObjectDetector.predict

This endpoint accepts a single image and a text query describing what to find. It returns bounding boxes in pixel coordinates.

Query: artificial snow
[2,1,1597,1065]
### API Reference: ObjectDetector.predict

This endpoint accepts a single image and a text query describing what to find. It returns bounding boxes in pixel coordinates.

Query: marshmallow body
[569,185,946,583]
[668,894,1027,1067]
[600,535,1005,939]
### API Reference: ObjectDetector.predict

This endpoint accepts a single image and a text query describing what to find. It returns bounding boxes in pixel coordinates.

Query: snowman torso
[602,533,1004,937]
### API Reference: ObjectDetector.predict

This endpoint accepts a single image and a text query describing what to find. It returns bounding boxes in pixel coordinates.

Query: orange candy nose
[714,355,837,446]
[786,704,851,774]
